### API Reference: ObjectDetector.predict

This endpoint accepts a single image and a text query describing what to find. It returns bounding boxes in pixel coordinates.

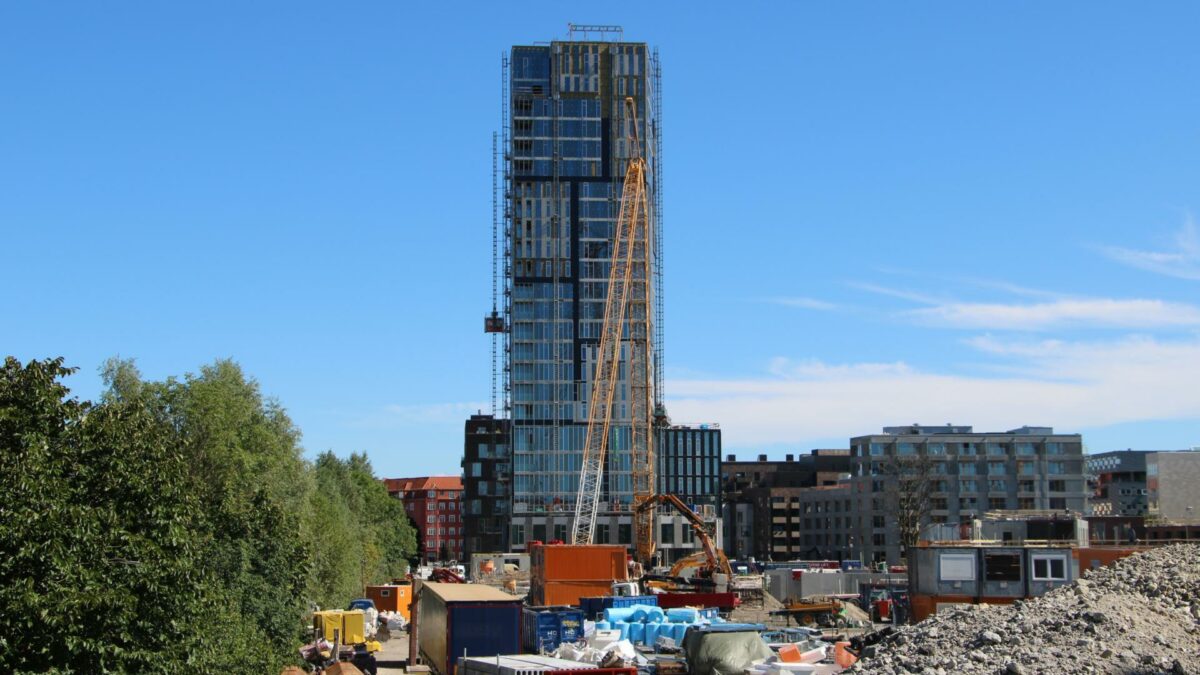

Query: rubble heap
[856,544,1200,674]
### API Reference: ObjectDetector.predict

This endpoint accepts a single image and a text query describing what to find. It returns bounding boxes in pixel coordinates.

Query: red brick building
[384,476,464,564]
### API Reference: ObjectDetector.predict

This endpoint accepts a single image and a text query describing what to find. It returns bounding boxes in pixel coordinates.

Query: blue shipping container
[578,595,658,620]
[417,583,523,675]
[522,606,586,653]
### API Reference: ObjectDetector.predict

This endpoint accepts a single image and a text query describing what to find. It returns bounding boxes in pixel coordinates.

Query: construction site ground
[374,628,410,675]
[730,587,875,642]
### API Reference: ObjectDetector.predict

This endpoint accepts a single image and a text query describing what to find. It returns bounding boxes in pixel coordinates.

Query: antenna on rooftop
[567,24,624,41]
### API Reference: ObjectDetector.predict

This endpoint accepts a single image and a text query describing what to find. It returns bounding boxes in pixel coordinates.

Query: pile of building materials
[593,604,721,647]
[458,654,635,675]
[579,594,660,620]
[853,544,1200,674]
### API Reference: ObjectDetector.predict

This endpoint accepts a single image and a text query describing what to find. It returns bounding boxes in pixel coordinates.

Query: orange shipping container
[533,545,628,583]
[367,584,412,621]
[532,580,616,607]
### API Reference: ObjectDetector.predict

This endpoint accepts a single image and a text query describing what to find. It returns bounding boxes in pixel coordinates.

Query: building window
[428,490,437,498]
[511,524,525,546]
[426,527,434,536]
[426,515,435,523]
[553,524,567,542]
[1031,555,1067,580]
[988,497,1007,510]
[1049,497,1067,509]
[618,524,632,545]
[660,523,675,545]
[984,553,1021,581]
[1048,480,1066,492]
[988,462,1006,475]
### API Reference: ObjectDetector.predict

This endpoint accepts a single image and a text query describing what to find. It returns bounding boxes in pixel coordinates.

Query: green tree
[306,452,416,609]
[0,356,417,672]
[101,358,313,669]
[0,357,242,672]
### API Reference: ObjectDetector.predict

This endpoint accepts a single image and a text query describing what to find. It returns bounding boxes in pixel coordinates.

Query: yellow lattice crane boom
[571,97,657,562]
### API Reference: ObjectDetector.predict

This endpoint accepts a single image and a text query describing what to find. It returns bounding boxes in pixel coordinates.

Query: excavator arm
[635,493,732,579]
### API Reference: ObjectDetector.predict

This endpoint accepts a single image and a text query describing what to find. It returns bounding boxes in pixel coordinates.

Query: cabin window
[984,553,1021,582]
[939,553,976,581]
[1031,555,1067,581]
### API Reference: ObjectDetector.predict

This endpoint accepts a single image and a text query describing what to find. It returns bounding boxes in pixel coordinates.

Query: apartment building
[385,476,465,564]
[850,425,1087,566]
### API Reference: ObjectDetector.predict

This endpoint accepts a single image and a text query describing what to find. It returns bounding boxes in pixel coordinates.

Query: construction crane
[571,96,657,559]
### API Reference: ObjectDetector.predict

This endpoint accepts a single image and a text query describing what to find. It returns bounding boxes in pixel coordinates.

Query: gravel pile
[854,544,1200,674]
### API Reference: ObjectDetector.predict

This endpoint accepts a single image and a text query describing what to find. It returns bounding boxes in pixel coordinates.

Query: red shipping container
[532,545,628,583]
[531,579,615,607]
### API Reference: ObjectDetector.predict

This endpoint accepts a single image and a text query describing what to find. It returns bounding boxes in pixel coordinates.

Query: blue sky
[3,2,1198,478]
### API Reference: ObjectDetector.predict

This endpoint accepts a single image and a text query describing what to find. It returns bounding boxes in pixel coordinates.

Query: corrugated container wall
[530,580,615,607]
[533,545,628,582]
[522,606,586,653]
[417,582,522,675]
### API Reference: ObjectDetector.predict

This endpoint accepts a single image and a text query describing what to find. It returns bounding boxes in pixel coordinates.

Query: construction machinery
[636,493,732,586]
[570,95,657,563]
[772,597,846,628]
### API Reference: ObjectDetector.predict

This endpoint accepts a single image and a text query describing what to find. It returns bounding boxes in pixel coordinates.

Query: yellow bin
[313,610,367,645]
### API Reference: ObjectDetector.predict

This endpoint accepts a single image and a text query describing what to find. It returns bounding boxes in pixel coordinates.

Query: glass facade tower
[504,40,662,546]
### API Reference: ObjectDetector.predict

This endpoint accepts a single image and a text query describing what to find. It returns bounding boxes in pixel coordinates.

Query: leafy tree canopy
[0,357,417,673]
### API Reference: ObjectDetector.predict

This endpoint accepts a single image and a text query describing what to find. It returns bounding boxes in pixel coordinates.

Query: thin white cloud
[906,298,1200,331]
[1100,218,1200,281]
[848,281,945,305]
[851,278,1200,331]
[955,277,1062,300]
[344,401,489,429]
[767,297,838,311]
[767,357,913,380]
[665,335,1200,446]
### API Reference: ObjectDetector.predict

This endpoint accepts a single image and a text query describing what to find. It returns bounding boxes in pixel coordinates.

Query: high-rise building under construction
[466,27,722,563]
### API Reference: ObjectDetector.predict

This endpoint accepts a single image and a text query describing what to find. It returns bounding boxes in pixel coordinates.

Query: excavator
[635,493,733,590]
